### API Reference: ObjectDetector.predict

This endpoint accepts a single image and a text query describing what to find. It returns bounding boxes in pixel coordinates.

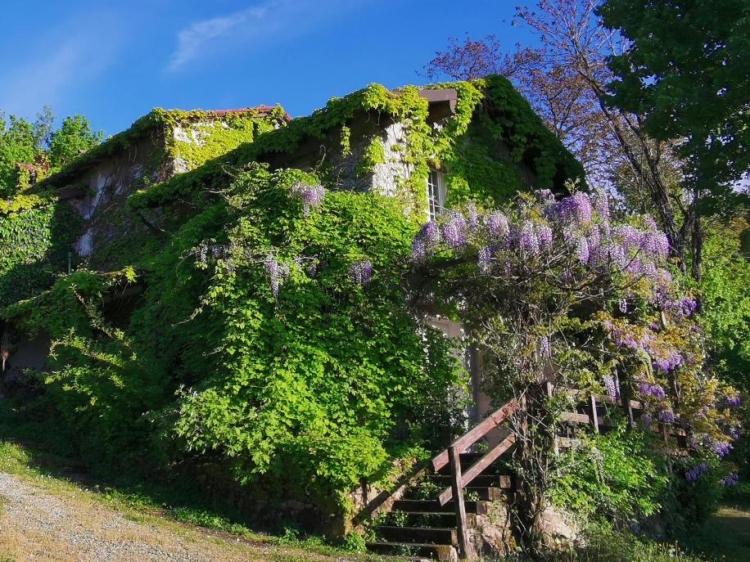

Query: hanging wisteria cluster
[265,254,291,299]
[409,189,742,467]
[290,182,326,217]
[349,260,373,286]
[411,190,670,277]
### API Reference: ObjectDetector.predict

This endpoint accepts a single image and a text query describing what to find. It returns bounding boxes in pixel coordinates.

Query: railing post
[448,445,470,560]
[589,394,599,434]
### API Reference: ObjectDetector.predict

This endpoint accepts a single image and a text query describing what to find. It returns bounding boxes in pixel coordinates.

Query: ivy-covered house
[0,76,583,536]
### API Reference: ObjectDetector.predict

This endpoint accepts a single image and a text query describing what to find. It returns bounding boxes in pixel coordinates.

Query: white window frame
[427,169,447,221]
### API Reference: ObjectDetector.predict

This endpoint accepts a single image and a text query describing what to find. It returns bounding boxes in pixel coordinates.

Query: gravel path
[0,471,295,561]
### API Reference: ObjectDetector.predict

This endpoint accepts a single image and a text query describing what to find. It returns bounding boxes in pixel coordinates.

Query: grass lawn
[682,503,750,561]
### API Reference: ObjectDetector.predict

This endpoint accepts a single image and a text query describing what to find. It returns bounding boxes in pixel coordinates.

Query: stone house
[2,76,581,422]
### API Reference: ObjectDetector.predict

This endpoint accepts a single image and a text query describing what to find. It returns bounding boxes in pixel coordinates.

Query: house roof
[35,105,290,191]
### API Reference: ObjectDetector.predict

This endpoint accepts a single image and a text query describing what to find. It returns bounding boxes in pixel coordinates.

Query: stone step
[391,499,489,514]
[366,541,457,561]
[374,526,457,545]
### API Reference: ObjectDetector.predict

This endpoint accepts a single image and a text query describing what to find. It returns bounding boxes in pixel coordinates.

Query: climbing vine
[0,201,82,308]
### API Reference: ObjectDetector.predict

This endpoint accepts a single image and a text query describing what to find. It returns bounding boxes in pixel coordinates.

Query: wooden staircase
[366,402,518,561]
[364,388,690,560]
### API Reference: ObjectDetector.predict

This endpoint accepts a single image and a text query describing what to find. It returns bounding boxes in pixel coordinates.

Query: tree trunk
[510,388,552,553]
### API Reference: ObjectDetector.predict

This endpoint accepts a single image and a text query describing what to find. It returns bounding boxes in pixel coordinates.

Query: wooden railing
[551,385,688,451]
[430,399,519,559]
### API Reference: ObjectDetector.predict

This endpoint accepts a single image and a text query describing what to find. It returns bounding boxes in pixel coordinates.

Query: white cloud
[167,0,370,72]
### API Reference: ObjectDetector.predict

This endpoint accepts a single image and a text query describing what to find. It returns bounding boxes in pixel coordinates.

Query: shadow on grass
[679,506,750,562]
[0,397,270,541]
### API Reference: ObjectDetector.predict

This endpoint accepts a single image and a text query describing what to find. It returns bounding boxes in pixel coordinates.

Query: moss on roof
[127,76,584,212]
[35,105,289,191]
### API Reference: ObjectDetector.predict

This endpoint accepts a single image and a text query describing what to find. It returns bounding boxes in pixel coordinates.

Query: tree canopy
[599,0,750,205]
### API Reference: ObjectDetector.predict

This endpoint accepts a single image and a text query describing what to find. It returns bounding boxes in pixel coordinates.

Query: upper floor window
[427,169,446,221]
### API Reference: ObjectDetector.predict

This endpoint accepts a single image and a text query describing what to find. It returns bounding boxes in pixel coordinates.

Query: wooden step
[392,499,489,514]
[366,541,456,561]
[375,526,457,545]
[464,486,505,501]
[435,452,506,475]
[430,474,512,489]
[380,511,474,528]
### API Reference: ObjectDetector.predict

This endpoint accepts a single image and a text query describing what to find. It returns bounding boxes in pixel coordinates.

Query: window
[427,169,446,221]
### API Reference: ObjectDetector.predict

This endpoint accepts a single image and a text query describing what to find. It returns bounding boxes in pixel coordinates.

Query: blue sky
[0,1,533,137]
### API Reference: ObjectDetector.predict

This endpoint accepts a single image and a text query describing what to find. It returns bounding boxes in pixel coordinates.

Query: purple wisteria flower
[603,375,619,400]
[679,298,698,317]
[466,205,480,232]
[349,260,373,286]
[411,238,426,262]
[442,211,468,249]
[539,336,551,357]
[535,189,556,206]
[639,382,667,400]
[587,226,601,253]
[548,192,593,225]
[658,410,675,423]
[720,473,739,486]
[290,183,326,216]
[712,441,733,458]
[641,231,670,260]
[652,350,683,373]
[615,225,643,254]
[478,246,492,273]
[519,222,540,256]
[725,395,742,408]
[487,211,510,239]
[594,192,610,222]
[537,224,554,250]
[412,221,441,262]
[265,255,290,299]
[604,322,656,351]
[576,237,590,264]
[685,463,709,483]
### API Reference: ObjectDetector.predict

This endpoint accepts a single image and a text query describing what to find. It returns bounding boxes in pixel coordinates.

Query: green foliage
[4,164,466,519]
[549,426,668,525]
[170,166,465,510]
[599,0,750,205]
[700,218,750,388]
[49,115,103,169]
[0,108,101,197]
[0,202,82,308]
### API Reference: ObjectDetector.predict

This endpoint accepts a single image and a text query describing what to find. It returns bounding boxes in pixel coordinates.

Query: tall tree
[598,0,750,279]
[49,115,103,169]
[0,109,102,197]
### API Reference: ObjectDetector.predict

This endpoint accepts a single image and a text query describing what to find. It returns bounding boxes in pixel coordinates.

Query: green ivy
[128,77,583,216]
[0,201,82,308]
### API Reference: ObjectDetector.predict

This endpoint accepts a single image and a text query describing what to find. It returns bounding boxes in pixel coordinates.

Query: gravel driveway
[0,471,310,561]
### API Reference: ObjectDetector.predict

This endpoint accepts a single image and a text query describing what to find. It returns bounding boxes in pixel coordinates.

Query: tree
[598,0,750,279]
[0,109,102,197]
[49,115,103,169]
[410,191,740,550]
